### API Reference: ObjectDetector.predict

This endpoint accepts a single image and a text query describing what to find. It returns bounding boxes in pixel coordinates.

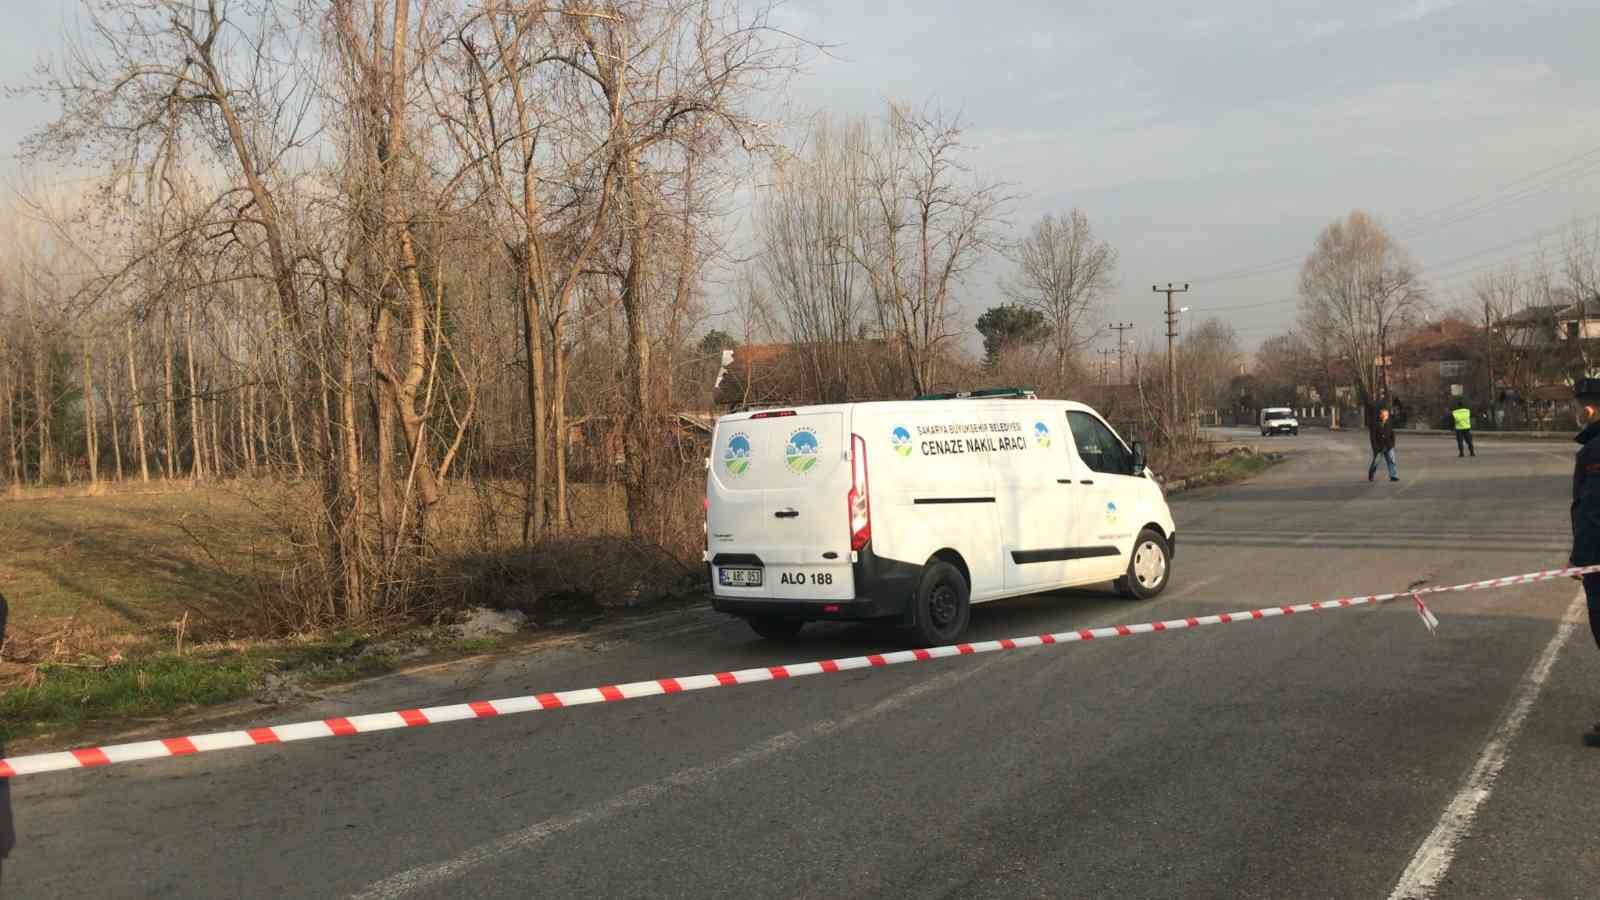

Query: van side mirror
[1130,441,1146,475]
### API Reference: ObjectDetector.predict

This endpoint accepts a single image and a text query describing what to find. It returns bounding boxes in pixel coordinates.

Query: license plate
[719,567,763,588]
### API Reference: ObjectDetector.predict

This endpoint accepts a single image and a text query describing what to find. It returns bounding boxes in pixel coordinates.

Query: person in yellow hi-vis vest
[1453,399,1476,458]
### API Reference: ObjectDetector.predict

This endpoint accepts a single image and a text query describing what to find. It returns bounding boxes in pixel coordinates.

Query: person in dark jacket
[1368,405,1399,482]
[1570,382,1600,746]
[0,590,12,880]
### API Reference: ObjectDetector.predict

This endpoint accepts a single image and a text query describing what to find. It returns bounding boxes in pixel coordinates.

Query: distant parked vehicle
[1259,407,1299,437]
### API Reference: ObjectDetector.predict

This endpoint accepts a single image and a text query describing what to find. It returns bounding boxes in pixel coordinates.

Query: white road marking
[1385,588,1585,900]
[350,598,1161,900]
[348,657,1010,900]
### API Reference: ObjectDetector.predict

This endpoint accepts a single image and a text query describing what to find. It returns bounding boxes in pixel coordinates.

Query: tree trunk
[254,383,268,474]
[339,312,365,620]
[285,378,305,478]
[105,361,123,482]
[163,308,178,479]
[364,0,440,552]
[620,154,653,534]
[664,152,696,411]
[238,379,251,476]
[82,334,99,484]
[551,314,568,532]
[276,345,305,478]
[520,271,547,542]
[186,304,204,481]
[127,324,150,482]
[370,304,399,567]
[4,366,19,489]
[211,396,224,477]
[389,225,442,544]
[31,324,52,485]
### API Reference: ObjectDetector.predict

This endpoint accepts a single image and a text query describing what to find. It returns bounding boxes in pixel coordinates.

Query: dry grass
[0,484,284,668]
[0,477,695,674]
[0,475,706,743]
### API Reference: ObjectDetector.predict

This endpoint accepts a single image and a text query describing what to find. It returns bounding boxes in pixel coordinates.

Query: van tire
[1116,529,1171,600]
[747,617,804,640]
[909,561,970,646]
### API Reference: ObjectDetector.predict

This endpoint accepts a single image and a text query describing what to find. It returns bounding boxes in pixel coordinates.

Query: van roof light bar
[914,388,1037,401]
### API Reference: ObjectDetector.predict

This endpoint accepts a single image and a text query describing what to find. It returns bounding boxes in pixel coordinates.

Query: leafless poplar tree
[1297,211,1425,405]
[853,103,1009,397]
[1005,209,1117,390]
[756,117,872,401]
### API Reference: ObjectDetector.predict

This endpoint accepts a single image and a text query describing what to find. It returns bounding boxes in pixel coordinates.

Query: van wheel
[909,561,970,646]
[747,617,804,640]
[1115,529,1170,600]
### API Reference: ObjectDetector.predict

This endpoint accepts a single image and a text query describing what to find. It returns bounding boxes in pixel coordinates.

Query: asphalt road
[7,427,1600,900]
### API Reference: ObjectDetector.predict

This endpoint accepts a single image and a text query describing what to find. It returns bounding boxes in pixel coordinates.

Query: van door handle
[774,509,799,519]
[1056,479,1074,485]
[1079,480,1095,485]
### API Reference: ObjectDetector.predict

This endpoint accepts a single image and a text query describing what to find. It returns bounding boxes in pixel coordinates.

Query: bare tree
[1471,258,1572,428]
[1178,318,1241,421]
[1005,209,1118,389]
[755,117,872,401]
[854,103,1009,397]
[1297,211,1425,406]
[5,0,809,630]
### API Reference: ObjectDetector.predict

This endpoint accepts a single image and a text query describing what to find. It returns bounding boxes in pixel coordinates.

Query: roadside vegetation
[0,482,699,747]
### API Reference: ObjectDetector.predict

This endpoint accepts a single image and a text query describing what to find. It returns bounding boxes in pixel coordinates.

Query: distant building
[713,339,907,410]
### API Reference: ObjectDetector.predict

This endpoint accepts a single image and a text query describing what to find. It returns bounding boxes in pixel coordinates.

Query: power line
[1202,297,1297,313]
[1191,141,1600,286]
[1419,216,1595,275]
[1391,145,1600,236]
[1181,215,1600,326]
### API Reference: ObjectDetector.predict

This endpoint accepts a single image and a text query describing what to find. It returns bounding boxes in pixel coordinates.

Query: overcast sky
[756,0,1600,354]
[3,0,1599,356]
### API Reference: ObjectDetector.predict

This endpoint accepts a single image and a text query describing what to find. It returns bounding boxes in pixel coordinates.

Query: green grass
[0,629,518,746]
[1188,453,1274,487]
[0,653,264,743]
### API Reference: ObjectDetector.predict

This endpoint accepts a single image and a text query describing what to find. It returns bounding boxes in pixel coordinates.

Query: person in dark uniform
[1368,405,1399,482]
[1571,381,1600,747]
[0,590,12,881]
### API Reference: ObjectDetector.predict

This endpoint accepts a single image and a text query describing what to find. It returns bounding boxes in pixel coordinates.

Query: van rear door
[708,410,854,601]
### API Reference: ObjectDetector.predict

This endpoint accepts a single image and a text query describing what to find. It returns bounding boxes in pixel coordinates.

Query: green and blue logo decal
[892,426,913,458]
[723,432,752,477]
[786,428,821,474]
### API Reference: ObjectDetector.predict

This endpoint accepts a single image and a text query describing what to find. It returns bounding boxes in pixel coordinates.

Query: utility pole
[1108,322,1135,383]
[1153,283,1189,436]
[1096,348,1116,385]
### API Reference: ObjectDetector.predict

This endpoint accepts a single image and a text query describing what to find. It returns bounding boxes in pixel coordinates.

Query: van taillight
[750,410,796,419]
[849,433,870,551]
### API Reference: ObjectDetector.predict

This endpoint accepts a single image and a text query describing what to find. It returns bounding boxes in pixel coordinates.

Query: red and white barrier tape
[4,564,1597,779]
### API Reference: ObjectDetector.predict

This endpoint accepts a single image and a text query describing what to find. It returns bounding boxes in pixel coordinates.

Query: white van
[704,392,1177,645]
[1259,407,1299,436]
